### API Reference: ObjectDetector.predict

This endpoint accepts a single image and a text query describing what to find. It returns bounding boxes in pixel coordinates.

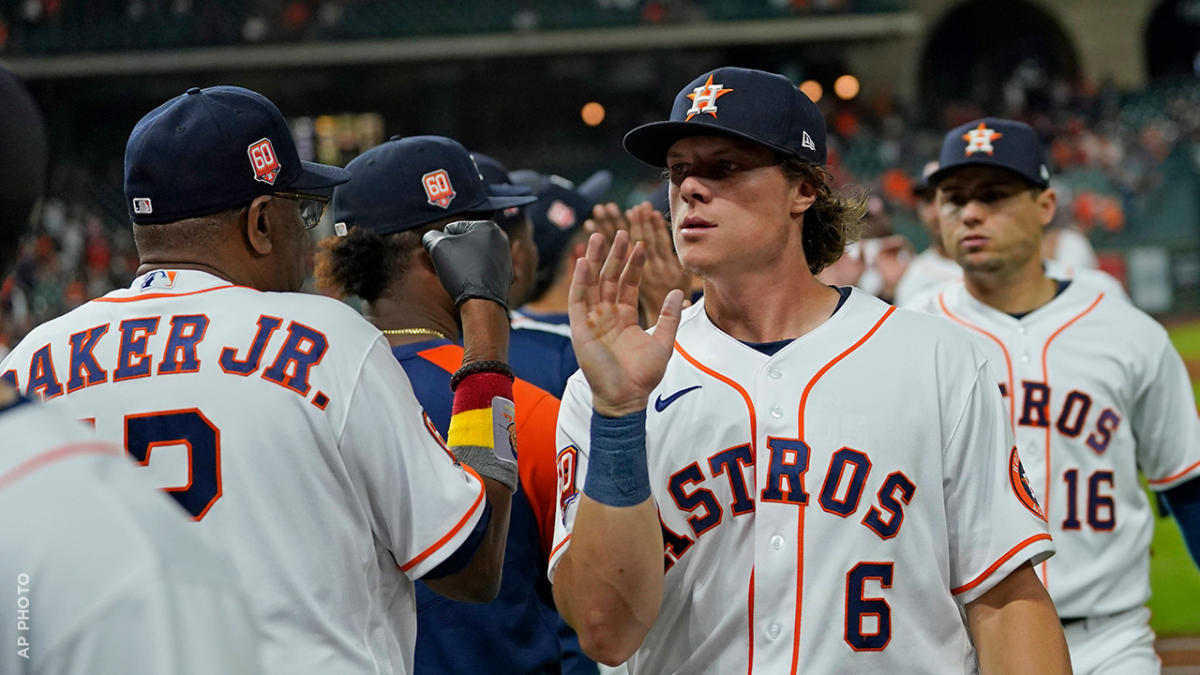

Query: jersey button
[768,367,783,380]
[770,534,784,550]
[770,406,783,419]
[1021,353,1031,363]
[768,623,781,639]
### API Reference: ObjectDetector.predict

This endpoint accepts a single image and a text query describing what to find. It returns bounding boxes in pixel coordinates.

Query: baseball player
[0,87,519,675]
[893,161,963,305]
[912,117,1200,674]
[0,70,262,675]
[513,174,598,337]
[316,135,593,674]
[548,67,1071,674]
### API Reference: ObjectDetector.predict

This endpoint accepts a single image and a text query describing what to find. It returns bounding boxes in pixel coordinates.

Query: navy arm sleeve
[422,499,492,579]
[1164,476,1200,569]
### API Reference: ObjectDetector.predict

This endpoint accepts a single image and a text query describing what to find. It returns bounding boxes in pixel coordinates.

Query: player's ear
[1036,187,1057,228]
[789,179,818,218]
[244,195,275,256]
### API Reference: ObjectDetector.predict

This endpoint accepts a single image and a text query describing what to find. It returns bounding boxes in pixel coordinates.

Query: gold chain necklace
[379,327,450,340]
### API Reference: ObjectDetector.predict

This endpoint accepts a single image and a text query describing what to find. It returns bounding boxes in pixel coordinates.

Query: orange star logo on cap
[962,122,1003,156]
[685,74,734,121]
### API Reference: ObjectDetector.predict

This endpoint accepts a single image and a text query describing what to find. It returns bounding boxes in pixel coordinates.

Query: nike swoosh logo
[654,386,701,412]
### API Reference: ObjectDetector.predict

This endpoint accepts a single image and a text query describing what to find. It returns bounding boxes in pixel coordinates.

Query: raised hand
[422,220,513,309]
[568,230,684,417]
[625,201,695,325]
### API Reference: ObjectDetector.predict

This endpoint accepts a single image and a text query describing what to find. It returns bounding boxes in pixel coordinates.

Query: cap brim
[487,182,534,198]
[577,170,612,202]
[623,120,796,167]
[480,193,537,211]
[289,160,352,191]
[926,158,1047,189]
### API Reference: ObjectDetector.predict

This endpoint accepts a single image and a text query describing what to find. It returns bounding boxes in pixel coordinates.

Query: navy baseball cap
[124,86,350,225]
[333,136,536,236]
[928,117,1051,189]
[527,174,596,287]
[472,152,534,231]
[624,66,826,167]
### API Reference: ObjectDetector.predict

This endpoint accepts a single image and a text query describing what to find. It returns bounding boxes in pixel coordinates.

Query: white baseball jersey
[911,277,1200,618]
[899,257,1126,309]
[550,290,1054,674]
[0,398,261,675]
[0,269,488,675]
[893,248,962,306]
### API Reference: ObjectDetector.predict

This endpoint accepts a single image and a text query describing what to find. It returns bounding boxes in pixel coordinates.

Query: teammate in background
[584,201,696,328]
[912,117,1200,674]
[316,135,594,675]
[549,66,1070,673]
[0,70,262,675]
[508,174,595,393]
[477,154,583,400]
[893,161,962,305]
[0,88,518,675]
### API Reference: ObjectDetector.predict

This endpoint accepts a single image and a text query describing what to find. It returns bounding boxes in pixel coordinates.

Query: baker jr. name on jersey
[3,312,331,409]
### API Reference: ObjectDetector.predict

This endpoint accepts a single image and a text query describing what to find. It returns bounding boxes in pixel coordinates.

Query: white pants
[1064,606,1159,675]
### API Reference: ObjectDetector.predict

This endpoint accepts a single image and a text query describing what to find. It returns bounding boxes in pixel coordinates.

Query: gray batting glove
[422,220,513,309]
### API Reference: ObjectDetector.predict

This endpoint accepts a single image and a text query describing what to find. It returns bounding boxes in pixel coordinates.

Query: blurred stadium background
[1,0,1197,665]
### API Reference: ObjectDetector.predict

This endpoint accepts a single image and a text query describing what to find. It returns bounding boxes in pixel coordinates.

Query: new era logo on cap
[248,138,281,185]
[423,169,456,209]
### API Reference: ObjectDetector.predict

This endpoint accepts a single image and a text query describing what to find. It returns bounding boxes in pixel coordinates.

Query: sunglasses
[272,191,330,230]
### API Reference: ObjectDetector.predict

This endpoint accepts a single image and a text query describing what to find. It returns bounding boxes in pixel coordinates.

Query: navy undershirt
[740,286,852,356]
[1008,280,1072,320]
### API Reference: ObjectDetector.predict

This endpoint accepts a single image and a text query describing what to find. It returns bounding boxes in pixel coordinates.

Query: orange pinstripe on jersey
[937,293,1016,429]
[93,285,239,302]
[950,533,1053,595]
[673,339,758,672]
[1148,458,1200,486]
[790,305,895,674]
[399,463,487,573]
[1038,291,1103,587]
[0,441,117,491]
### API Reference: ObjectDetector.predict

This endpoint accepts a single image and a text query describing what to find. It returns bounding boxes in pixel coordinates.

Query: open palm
[568,231,684,417]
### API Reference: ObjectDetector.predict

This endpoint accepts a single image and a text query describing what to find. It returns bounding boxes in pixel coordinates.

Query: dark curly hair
[314,226,428,302]
[780,156,868,275]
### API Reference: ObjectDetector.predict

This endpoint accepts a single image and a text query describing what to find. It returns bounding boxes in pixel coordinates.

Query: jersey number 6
[124,408,222,520]
[845,561,893,651]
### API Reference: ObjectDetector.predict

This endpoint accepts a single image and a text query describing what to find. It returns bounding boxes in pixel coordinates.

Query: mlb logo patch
[132,198,153,215]
[546,200,576,230]
[423,169,456,209]
[139,270,177,291]
[248,138,281,185]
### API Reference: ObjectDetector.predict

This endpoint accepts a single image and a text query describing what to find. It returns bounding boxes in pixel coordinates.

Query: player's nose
[677,174,711,205]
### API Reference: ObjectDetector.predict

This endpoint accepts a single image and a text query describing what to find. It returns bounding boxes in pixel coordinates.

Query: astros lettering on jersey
[0,269,489,675]
[912,276,1200,618]
[550,292,1055,674]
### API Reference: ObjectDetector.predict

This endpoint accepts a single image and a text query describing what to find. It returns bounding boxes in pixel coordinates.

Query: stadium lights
[581,102,606,127]
[834,75,860,100]
[799,80,823,103]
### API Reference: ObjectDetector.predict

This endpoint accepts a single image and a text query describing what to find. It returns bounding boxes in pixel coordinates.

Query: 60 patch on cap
[123,85,349,224]
[248,138,281,185]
